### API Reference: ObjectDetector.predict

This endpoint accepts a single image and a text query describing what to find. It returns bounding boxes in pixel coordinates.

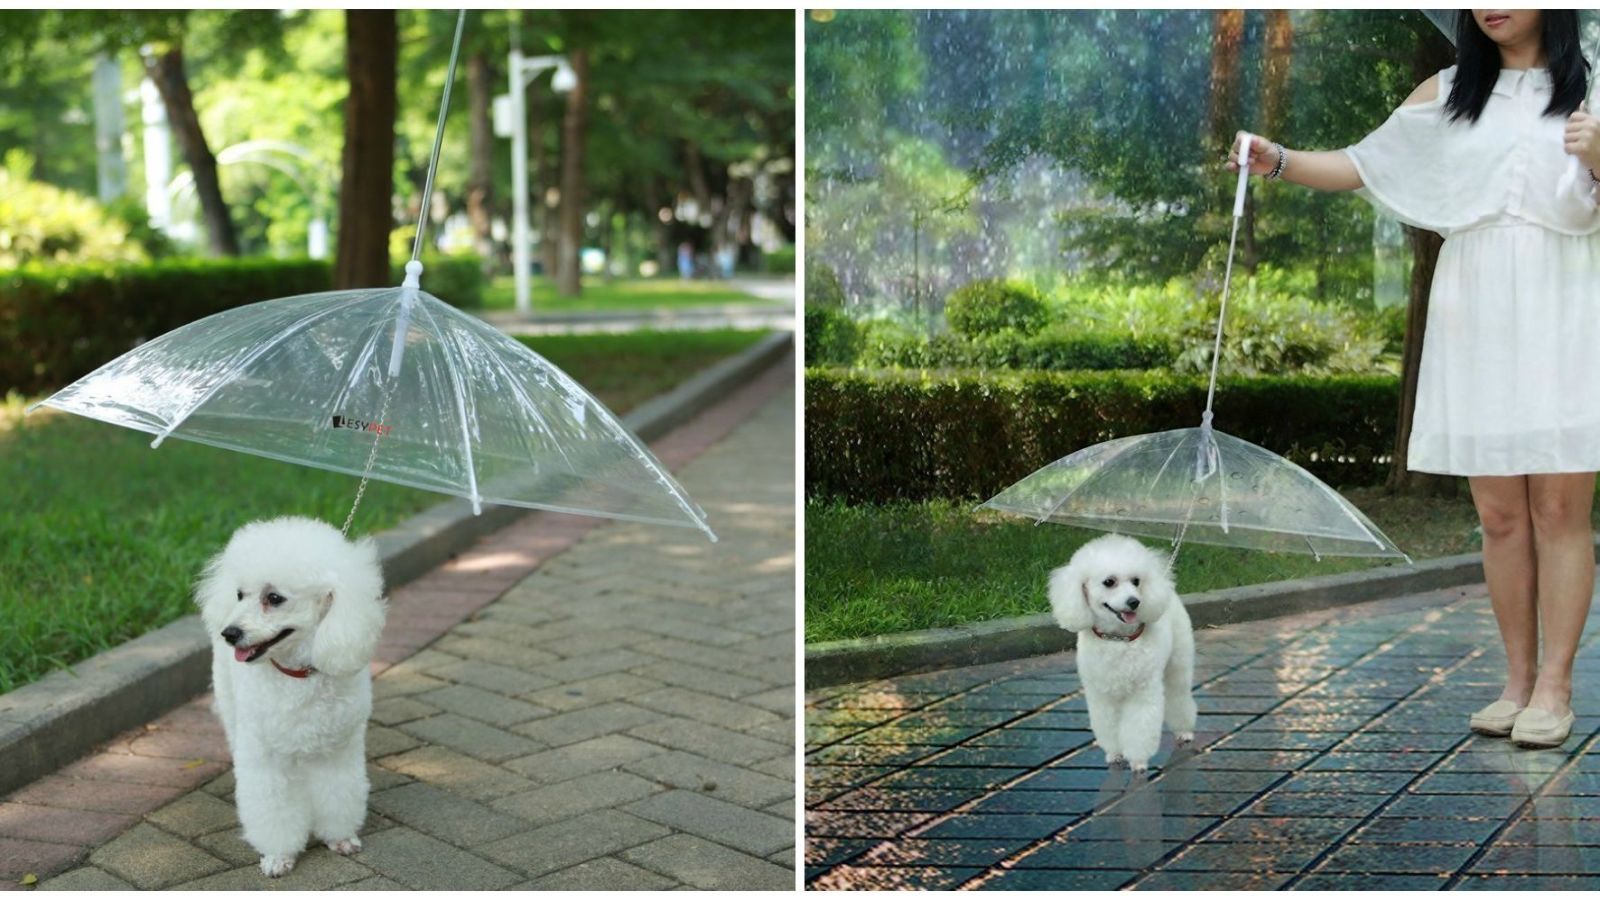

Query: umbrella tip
[402,259,423,289]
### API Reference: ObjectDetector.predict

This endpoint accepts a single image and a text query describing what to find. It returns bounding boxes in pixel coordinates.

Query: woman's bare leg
[1468,475,1539,706]
[1525,472,1597,715]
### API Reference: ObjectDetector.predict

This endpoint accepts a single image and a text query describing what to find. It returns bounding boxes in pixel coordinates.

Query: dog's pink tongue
[1118,609,1138,624]
[233,645,253,663]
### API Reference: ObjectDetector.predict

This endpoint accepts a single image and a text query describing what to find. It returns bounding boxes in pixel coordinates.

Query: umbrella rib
[149,292,371,447]
[417,300,482,514]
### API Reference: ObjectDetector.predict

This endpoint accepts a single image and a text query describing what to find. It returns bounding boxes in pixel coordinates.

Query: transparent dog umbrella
[981,134,1406,562]
[29,12,714,542]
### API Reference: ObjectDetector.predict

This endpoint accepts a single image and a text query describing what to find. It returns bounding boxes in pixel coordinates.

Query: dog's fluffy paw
[1107,755,1128,769]
[260,854,296,878]
[325,836,362,856]
[1129,761,1149,774]
[1175,732,1195,746]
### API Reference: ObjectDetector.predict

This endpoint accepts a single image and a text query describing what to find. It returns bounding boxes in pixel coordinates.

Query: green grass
[804,487,1600,644]
[0,328,767,693]
[482,275,778,314]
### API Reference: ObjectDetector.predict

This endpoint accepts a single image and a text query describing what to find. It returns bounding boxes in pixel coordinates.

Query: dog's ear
[1048,562,1095,632]
[1137,544,1179,623]
[309,537,388,676]
[194,546,235,633]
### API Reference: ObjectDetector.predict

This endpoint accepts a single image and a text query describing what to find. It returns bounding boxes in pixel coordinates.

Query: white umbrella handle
[1233,132,1253,219]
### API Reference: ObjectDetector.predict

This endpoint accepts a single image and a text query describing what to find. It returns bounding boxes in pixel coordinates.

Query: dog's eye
[236,590,244,602]
[1132,577,1141,587]
[266,592,286,607]
[1101,576,1116,588]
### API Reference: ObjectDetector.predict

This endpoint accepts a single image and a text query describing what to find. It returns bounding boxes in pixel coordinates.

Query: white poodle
[1048,533,1196,773]
[196,516,387,877]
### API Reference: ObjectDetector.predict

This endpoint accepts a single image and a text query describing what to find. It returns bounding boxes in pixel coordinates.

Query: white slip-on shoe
[1469,699,1524,737]
[1510,707,1575,749]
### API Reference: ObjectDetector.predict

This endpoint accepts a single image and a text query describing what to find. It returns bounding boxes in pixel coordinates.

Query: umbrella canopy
[32,262,714,540]
[981,134,1406,561]
[980,423,1407,561]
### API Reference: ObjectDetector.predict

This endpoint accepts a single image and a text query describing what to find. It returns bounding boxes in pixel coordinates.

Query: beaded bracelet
[1266,144,1287,180]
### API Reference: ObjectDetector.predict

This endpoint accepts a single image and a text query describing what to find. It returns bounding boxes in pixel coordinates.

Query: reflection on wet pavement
[805,584,1600,889]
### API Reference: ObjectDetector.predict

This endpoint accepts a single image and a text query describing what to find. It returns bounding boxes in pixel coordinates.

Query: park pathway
[5,357,795,891]
[481,276,795,337]
[807,582,1600,890]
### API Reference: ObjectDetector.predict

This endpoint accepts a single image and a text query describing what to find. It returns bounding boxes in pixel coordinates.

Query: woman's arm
[1227,74,1441,193]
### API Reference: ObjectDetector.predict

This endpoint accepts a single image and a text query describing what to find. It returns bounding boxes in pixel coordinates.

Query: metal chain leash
[341,380,397,538]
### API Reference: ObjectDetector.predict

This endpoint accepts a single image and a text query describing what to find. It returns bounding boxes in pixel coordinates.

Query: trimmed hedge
[860,326,1178,371]
[762,245,796,274]
[805,306,862,367]
[806,367,1400,504]
[1,254,484,393]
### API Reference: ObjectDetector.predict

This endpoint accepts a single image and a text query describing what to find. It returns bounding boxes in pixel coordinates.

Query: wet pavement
[805,583,1600,890]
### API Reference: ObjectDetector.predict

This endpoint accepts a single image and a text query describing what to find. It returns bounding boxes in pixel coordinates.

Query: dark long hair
[1445,9,1589,123]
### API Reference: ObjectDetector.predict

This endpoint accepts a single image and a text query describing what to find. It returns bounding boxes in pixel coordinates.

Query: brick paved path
[807,582,1600,890]
[4,358,794,891]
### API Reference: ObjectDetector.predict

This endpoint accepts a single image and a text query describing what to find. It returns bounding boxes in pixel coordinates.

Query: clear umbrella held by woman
[1229,9,1600,748]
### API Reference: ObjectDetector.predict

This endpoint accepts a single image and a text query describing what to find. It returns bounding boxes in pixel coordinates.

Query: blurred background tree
[0,9,795,294]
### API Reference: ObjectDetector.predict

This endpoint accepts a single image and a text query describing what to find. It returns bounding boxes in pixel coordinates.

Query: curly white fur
[196,516,386,877]
[1048,534,1196,772]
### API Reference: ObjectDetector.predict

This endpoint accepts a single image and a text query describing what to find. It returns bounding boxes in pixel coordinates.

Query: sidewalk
[806,583,1600,890]
[4,357,794,891]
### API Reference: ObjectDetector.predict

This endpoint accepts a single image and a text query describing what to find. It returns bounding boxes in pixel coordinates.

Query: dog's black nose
[1126,597,1140,610]
[221,626,243,645]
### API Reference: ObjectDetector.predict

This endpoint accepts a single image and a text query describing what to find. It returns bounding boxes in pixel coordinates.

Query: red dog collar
[1092,623,1146,643]
[271,659,315,679]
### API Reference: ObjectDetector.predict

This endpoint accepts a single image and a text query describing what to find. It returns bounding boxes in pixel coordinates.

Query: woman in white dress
[1230,9,1600,748]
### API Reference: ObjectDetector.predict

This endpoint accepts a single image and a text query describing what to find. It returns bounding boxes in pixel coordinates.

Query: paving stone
[398,713,543,763]
[193,827,262,867]
[521,672,667,711]
[88,823,229,889]
[526,855,678,890]
[7,775,187,816]
[625,790,791,857]
[433,635,560,670]
[0,837,86,880]
[38,865,134,890]
[512,702,662,747]
[625,751,793,808]
[375,745,537,802]
[491,771,662,825]
[623,832,792,889]
[633,660,773,699]
[342,875,409,889]
[635,686,783,732]
[427,659,556,696]
[479,809,671,878]
[170,849,372,890]
[629,717,789,765]
[414,684,551,727]
[504,734,666,784]
[357,826,520,890]
[369,695,440,727]
[370,783,528,847]
[0,802,135,846]
[144,791,238,838]
[363,724,423,758]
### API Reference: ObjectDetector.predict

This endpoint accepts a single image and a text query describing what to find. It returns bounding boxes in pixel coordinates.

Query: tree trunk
[334,10,397,290]
[555,48,589,297]
[1387,25,1459,496]
[466,50,495,269]
[143,46,239,257]
[1205,10,1247,269]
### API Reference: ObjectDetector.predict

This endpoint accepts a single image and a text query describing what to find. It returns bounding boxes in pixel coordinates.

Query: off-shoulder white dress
[1343,65,1600,475]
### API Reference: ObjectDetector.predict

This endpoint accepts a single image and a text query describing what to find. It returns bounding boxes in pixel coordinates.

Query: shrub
[805,367,1400,504]
[0,152,148,268]
[804,305,863,366]
[858,324,1178,371]
[807,260,845,308]
[944,278,1049,337]
[399,254,485,308]
[0,258,331,394]
[762,245,796,274]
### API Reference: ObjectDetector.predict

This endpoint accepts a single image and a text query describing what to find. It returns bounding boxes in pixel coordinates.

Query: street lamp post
[501,46,575,317]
